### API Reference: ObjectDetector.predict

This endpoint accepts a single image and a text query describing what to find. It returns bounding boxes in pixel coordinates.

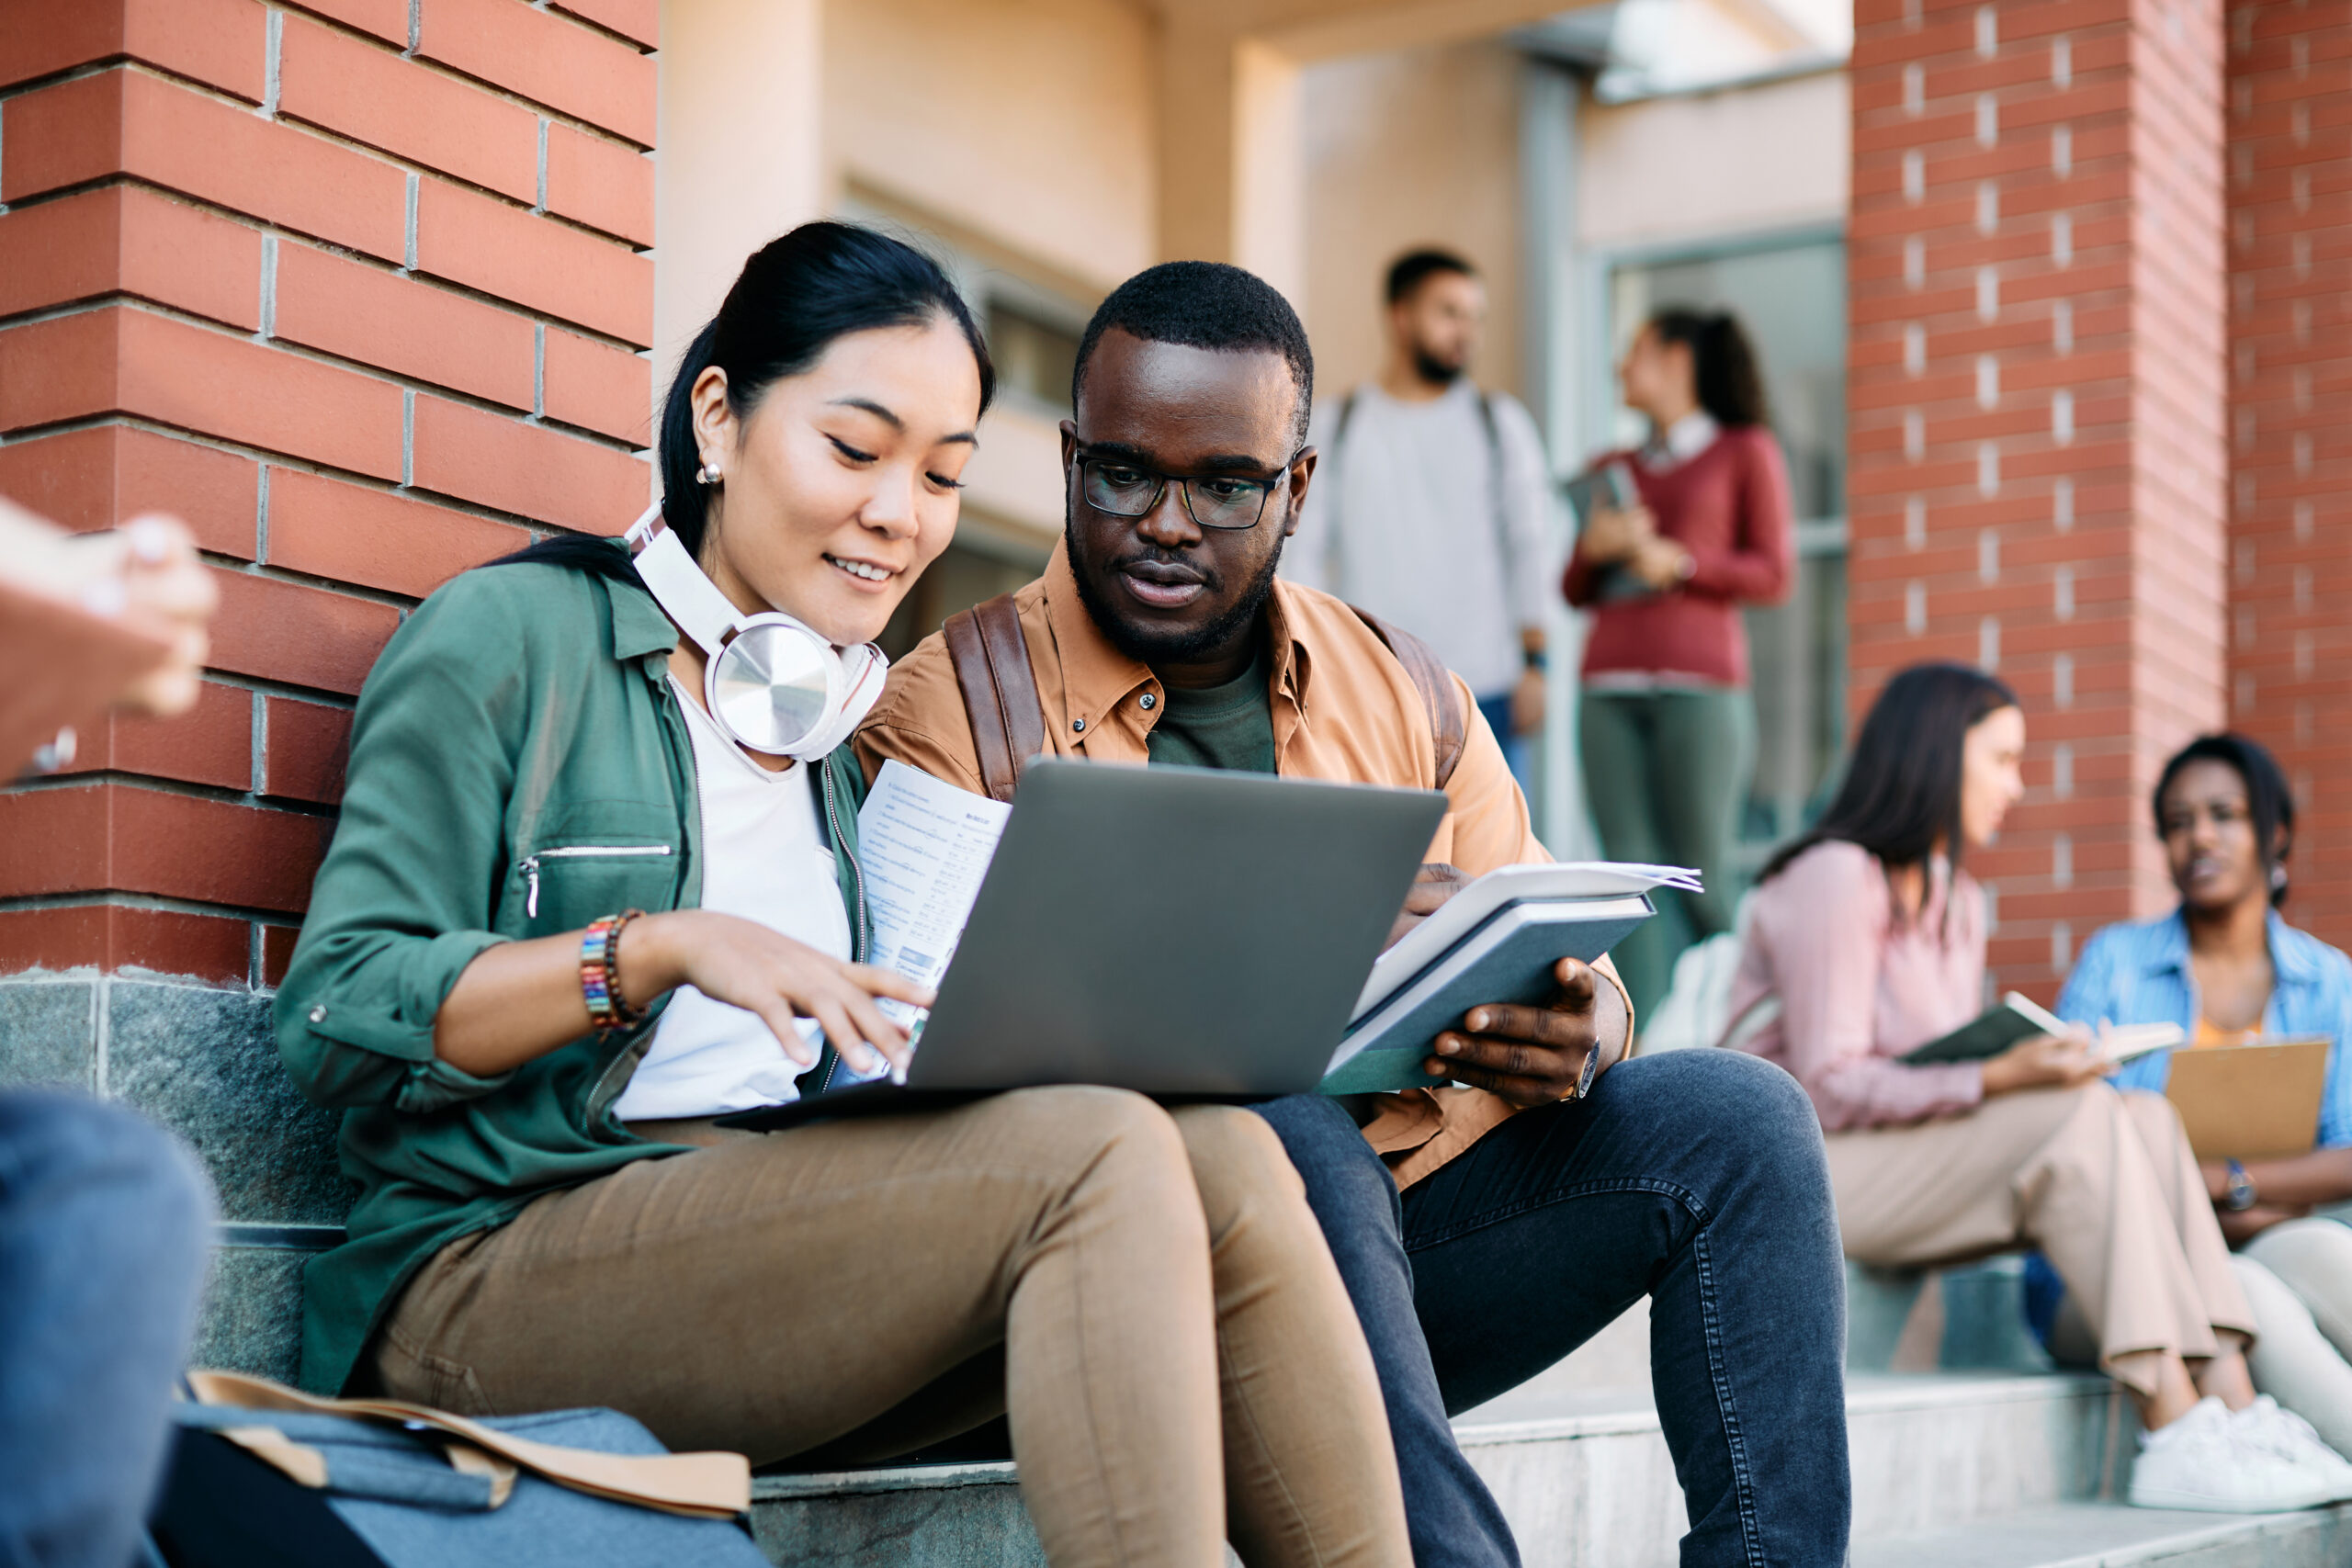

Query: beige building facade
[653,0,1857,850]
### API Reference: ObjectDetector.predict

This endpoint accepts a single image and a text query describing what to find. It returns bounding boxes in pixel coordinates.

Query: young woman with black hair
[273,221,1409,1568]
[2060,734,2352,1469]
[1724,664,2342,1512]
[1563,309,1793,1017]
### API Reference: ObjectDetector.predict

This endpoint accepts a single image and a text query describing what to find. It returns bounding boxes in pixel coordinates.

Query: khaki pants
[368,1087,1409,1568]
[1827,1082,2254,1395]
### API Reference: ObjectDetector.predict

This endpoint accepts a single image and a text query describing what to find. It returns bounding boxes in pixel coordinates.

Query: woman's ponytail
[1649,308,1770,429]
[657,317,725,558]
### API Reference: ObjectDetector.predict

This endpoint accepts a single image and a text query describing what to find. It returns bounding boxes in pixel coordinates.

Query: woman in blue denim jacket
[2060,734,2352,1461]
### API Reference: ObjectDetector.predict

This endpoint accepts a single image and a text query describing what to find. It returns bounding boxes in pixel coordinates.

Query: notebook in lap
[721,760,1445,1129]
[2164,1037,2331,1161]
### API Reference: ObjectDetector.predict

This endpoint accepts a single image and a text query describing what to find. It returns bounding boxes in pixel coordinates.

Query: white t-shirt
[1283,379,1555,700]
[611,682,854,1120]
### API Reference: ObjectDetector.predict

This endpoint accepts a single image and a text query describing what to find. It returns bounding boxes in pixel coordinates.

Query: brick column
[0,0,653,1374]
[2223,0,2352,951]
[1849,0,2227,998]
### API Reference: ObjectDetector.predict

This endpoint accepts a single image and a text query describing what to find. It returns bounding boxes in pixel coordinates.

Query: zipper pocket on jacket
[520,844,674,918]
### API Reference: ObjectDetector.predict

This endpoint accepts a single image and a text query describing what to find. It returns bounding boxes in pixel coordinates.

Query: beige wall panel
[825,0,1156,294]
[958,404,1068,544]
[1298,40,1525,406]
[656,0,825,423]
[1576,68,1849,252]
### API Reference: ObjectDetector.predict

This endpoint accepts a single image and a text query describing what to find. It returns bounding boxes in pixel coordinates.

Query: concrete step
[750,1368,2132,1568]
[1850,1500,2352,1568]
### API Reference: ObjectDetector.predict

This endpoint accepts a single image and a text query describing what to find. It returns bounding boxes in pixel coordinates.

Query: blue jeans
[1474,692,1533,798]
[0,1092,212,1568]
[1254,1050,1849,1568]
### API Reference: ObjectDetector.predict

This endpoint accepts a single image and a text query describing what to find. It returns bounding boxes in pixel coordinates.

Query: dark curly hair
[1072,260,1314,446]
[2154,733,2296,907]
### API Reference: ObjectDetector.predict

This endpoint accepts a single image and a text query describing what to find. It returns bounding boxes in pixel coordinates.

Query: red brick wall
[1849,0,2226,1000]
[2223,0,2352,952]
[0,0,655,987]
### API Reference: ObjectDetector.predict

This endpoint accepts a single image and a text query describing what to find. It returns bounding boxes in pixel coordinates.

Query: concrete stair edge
[1849,1500,2352,1568]
[748,1370,2136,1568]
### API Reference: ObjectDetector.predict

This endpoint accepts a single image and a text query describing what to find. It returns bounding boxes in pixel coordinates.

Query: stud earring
[696,459,723,486]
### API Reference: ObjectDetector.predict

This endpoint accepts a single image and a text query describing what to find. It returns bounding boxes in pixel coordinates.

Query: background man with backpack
[1282,249,1554,788]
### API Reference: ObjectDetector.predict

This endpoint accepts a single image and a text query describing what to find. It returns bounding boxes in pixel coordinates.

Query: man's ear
[1282,446,1318,537]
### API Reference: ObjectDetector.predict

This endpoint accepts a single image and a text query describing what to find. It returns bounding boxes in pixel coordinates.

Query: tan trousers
[1827,1083,2255,1395]
[368,1087,1409,1568]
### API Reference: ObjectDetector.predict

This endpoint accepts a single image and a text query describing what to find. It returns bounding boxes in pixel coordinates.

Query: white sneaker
[2232,1396,2352,1503]
[2129,1396,2336,1512]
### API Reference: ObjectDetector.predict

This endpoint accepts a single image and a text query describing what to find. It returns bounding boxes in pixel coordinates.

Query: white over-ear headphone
[625,502,888,760]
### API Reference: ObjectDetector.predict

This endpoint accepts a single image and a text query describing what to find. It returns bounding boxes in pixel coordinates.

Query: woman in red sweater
[1564,309,1793,1017]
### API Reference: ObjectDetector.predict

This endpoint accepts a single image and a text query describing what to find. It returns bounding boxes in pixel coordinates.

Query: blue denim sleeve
[2312,946,2352,1149]
[2059,924,2172,1097]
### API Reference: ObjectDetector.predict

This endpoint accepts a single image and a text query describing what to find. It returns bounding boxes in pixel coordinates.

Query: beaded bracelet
[581,909,649,1032]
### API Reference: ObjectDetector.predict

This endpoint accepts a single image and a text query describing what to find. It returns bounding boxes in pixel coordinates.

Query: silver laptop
[723,758,1444,1127]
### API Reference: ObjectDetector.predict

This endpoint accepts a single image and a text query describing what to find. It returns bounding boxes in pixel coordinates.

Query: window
[1604,234,1848,863]
[987,298,1082,415]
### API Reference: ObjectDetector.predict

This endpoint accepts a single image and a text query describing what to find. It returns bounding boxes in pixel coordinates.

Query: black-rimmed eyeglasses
[1073,449,1302,531]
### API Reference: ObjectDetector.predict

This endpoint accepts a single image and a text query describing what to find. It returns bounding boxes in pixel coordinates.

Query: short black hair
[1385,248,1476,305]
[2154,732,2297,906]
[1071,261,1314,446]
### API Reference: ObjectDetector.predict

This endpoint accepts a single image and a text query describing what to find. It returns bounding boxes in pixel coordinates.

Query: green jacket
[274,545,873,1395]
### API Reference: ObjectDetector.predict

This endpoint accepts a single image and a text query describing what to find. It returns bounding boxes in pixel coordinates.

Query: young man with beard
[854,262,1850,1568]
[1282,250,1551,784]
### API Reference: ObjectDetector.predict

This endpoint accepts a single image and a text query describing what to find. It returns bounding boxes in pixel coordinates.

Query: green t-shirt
[1146,639,1277,774]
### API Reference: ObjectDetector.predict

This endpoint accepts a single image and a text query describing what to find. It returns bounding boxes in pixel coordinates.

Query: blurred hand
[1385,863,1468,952]
[102,517,216,716]
[1624,536,1693,592]
[1980,1031,2107,1096]
[1426,956,1624,1108]
[2,503,216,717]
[1509,667,1546,736]
[1579,502,1657,564]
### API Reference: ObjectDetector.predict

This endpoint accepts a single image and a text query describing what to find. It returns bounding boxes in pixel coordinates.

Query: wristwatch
[2223,1158,2258,1213]
[1568,1030,1619,1102]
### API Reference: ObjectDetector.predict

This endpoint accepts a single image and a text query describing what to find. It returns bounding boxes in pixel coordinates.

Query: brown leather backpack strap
[184,1370,751,1518]
[1350,605,1468,792]
[942,592,1046,804]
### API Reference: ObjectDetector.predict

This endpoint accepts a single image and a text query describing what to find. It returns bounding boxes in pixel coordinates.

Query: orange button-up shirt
[853,540,1634,1189]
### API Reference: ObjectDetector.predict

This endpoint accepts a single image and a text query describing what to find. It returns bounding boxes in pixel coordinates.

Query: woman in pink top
[1729,663,2335,1514]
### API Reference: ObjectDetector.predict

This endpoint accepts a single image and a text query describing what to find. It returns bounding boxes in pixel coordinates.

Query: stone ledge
[746,1371,2133,1568]
[1851,1499,2352,1568]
